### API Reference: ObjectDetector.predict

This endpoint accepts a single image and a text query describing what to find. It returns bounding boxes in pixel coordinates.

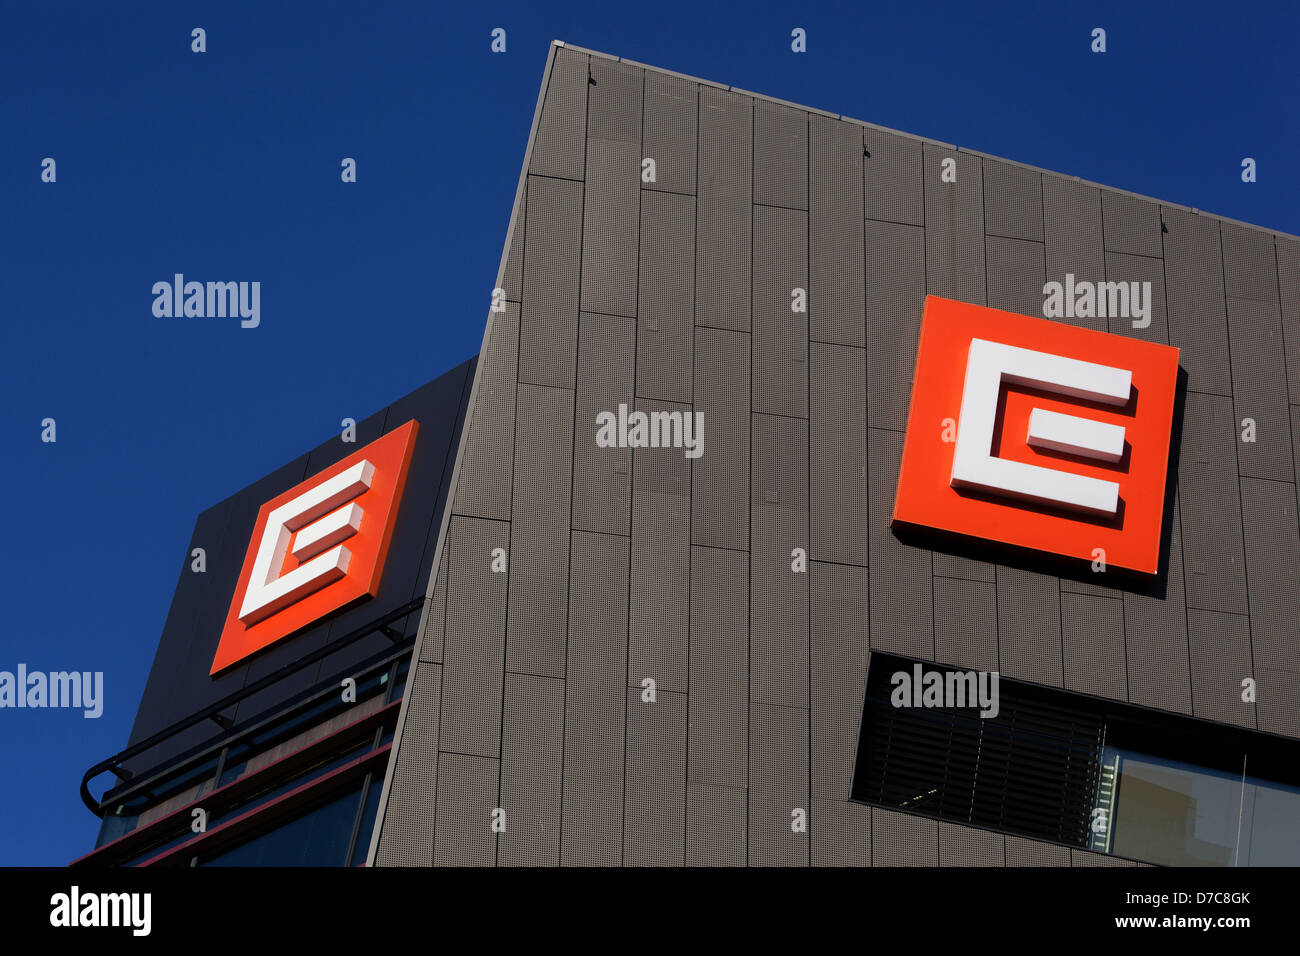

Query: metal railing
[80,597,423,817]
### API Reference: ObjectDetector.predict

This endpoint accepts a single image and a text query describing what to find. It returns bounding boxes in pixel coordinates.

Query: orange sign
[210,420,420,674]
[893,297,1179,574]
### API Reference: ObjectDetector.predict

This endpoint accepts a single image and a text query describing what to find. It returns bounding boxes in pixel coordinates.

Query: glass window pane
[349,777,384,866]
[1239,775,1300,866]
[1106,748,1244,867]
[200,783,364,867]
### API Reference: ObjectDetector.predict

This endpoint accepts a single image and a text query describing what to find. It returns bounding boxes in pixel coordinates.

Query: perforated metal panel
[376,44,1300,870]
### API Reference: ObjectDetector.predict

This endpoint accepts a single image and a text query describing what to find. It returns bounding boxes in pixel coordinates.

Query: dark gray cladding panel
[1277,238,1300,404]
[1062,593,1127,702]
[565,530,630,696]
[587,57,642,144]
[751,710,809,799]
[624,687,687,865]
[642,71,697,195]
[573,312,635,536]
[1104,251,1169,344]
[1101,189,1163,259]
[1229,296,1293,481]
[696,87,753,332]
[511,381,575,531]
[519,176,583,390]
[811,800,872,866]
[986,234,1046,321]
[375,662,441,866]
[1006,834,1071,866]
[1187,608,1256,730]
[749,703,810,866]
[691,327,750,550]
[1247,506,1300,728]
[933,551,995,583]
[1178,391,1248,614]
[810,561,868,803]
[810,342,867,567]
[561,530,629,867]
[1073,848,1146,867]
[1255,662,1300,740]
[506,383,574,679]
[752,204,809,418]
[754,99,807,210]
[1162,206,1232,396]
[418,560,447,665]
[440,516,510,758]
[581,139,641,319]
[868,428,933,660]
[872,807,938,866]
[685,783,747,866]
[1044,177,1107,332]
[529,47,588,180]
[865,219,926,431]
[996,567,1063,688]
[1124,503,1192,715]
[1222,223,1279,303]
[939,821,1006,866]
[688,545,749,792]
[433,752,500,867]
[933,576,996,672]
[502,179,525,303]
[810,115,866,348]
[751,414,810,709]
[923,144,985,306]
[582,60,643,318]
[454,303,518,523]
[1240,478,1300,695]
[862,125,923,226]
[636,190,696,404]
[629,400,692,694]
[499,674,564,866]
[982,158,1043,242]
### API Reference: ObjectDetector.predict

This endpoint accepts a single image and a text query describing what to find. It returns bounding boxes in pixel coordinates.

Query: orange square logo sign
[210,420,420,675]
[892,297,1179,574]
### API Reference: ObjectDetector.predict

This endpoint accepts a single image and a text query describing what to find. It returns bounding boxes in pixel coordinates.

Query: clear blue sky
[1,0,1296,866]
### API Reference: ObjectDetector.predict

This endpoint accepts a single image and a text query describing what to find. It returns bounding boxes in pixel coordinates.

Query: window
[199,783,366,867]
[852,651,1300,866]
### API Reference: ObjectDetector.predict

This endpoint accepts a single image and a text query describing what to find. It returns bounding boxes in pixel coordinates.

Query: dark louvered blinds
[851,653,1105,848]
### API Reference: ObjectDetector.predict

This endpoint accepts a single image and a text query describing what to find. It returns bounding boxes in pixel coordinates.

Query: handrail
[79,597,424,817]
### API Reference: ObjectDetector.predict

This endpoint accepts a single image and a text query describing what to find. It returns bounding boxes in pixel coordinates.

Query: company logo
[893,296,1179,574]
[210,420,419,674]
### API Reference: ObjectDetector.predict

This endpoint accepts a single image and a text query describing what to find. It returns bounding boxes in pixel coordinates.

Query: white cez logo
[951,339,1131,517]
[238,460,374,624]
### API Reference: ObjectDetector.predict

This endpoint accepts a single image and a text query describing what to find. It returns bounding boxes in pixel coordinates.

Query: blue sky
[1,0,1296,865]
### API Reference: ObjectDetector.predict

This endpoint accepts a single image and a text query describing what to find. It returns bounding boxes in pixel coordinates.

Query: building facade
[83,42,1300,867]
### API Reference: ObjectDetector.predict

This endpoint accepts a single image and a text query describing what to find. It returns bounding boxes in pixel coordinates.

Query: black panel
[122,358,476,764]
